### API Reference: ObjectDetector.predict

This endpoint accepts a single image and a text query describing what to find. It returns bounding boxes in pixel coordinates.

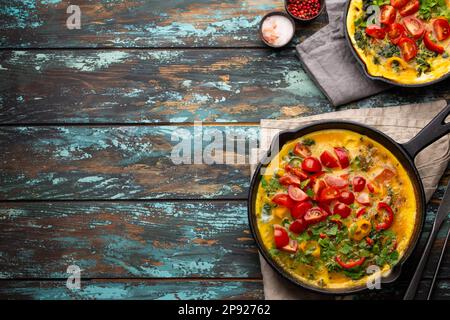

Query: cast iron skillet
[248,100,450,294]
[343,0,450,87]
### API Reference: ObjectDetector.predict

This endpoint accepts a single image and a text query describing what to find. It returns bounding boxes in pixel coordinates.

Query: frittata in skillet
[255,130,417,290]
[347,0,450,84]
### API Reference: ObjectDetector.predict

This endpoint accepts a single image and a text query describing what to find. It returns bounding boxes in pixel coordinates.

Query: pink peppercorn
[287,0,321,20]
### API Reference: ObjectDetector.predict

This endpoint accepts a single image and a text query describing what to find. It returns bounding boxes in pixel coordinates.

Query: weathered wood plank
[0,201,259,278]
[0,279,449,300]
[0,201,448,279]
[0,280,264,300]
[0,0,327,48]
[1,50,449,124]
[0,126,258,199]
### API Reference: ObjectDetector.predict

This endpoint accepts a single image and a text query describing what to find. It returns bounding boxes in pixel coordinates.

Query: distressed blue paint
[0,280,264,300]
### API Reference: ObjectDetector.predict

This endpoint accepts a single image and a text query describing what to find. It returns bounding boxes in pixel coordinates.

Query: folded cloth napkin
[296,0,391,107]
[251,99,450,299]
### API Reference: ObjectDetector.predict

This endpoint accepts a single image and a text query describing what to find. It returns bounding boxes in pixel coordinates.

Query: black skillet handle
[401,100,450,159]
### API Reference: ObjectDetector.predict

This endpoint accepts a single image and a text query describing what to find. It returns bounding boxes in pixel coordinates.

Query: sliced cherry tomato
[398,37,418,61]
[319,233,327,239]
[304,207,327,225]
[376,202,394,231]
[309,171,325,181]
[289,167,309,181]
[333,202,351,218]
[318,202,332,215]
[367,182,376,193]
[320,150,339,168]
[325,175,349,189]
[356,192,370,206]
[399,0,419,16]
[289,219,307,234]
[274,225,290,249]
[390,0,408,9]
[301,156,322,173]
[352,176,366,192]
[333,147,350,168]
[424,31,445,54]
[319,186,339,204]
[336,256,366,269]
[288,185,309,202]
[433,18,450,41]
[387,23,406,44]
[365,24,386,39]
[291,201,313,219]
[356,207,367,218]
[380,5,397,25]
[313,180,326,201]
[281,239,298,253]
[403,17,424,40]
[338,191,355,205]
[279,174,300,186]
[272,194,295,208]
[293,143,311,158]
[366,237,374,246]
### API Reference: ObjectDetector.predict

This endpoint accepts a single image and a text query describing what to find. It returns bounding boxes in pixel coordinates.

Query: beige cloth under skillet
[253,99,450,300]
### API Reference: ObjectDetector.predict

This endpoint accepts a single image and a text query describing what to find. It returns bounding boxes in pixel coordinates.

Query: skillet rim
[247,120,426,295]
[343,0,450,88]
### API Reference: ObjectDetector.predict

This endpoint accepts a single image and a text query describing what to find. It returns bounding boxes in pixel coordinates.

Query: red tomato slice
[320,150,339,168]
[304,207,327,225]
[333,147,350,168]
[356,207,367,218]
[281,239,298,253]
[367,182,377,193]
[291,201,313,219]
[319,186,339,203]
[356,192,371,206]
[380,5,397,25]
[279,174,300,186]
[313,180,326,201]
[387,23,406,44]
[289,220,306,234]
[301,156,322,173]
[289,167,309,181]
[318,202,332,215]
[288,185,309,202]
[398,37,418,61]
[272,194,295,208]
[274,225,290,249]
[424,31,445,54]
[352,176,366,192]
[338,191,355,205]
[403,16,424,40]
[433,18,450,41]
[390,0,408,9]
[333,203,351,218]
[325,175,349,189]
[293,143,311,158]
[399,0,420,16]
[365,24,386,39]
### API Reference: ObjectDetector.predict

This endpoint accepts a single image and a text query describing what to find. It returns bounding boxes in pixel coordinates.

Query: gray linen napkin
[296,0,391,107]
[252,100,450,299]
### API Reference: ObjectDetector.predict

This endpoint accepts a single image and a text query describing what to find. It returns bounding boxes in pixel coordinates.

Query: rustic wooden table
[0,0,449,300]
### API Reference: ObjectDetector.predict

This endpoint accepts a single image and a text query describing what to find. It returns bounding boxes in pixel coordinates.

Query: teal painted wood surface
[1,0,450,301]
[0,280,265,300]
[0,201,259,278]
[1,49,449,124]
[0,0,327,48]
[0,200,448,279]
[0,126,258,199]
[1,279,449,300]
